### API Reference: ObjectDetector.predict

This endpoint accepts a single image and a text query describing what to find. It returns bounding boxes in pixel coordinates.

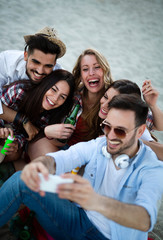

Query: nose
[53,93,59,102]
[102,100,109,108]
[89,67,95,75]
[37,65,44,75]
[107,127,116,139]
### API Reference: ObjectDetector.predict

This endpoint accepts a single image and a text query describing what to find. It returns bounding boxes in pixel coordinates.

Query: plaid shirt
[146,110,154,131]
[0,83,51,148]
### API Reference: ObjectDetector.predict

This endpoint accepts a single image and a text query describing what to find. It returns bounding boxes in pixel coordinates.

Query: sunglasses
[100,121,138,139]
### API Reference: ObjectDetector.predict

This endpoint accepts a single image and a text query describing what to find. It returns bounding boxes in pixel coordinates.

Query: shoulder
[0,50,24,69]
[53,62,62,70]
[136,140,161,167]
[0,50,24,59]
[2,82,26,96]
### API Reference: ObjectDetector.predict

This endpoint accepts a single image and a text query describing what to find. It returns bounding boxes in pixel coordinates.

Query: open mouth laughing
[88,79,100,87]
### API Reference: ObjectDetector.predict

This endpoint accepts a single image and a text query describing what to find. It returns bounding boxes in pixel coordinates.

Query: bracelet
[13,112,29,126]
[22,116,29,125]
[13,112,24,126]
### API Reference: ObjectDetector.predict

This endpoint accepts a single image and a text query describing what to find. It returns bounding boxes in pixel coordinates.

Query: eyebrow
[82,63,99,67]
[104,120,128,131]
[53,85,68,97]
[32,58,54,67]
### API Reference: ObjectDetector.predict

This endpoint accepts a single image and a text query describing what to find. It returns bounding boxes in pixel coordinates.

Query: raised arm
[142,80,163,131]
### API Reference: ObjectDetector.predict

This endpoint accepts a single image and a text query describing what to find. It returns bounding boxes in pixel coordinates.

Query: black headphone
[102,146,130,169]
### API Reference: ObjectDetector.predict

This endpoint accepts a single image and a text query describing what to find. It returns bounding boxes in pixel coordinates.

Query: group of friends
[0,26,163,240]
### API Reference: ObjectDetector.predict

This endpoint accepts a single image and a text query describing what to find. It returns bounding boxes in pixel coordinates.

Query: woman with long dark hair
[0,69,75,165]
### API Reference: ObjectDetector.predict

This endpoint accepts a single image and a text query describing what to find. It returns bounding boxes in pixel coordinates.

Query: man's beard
[26,69,46,85]
[108,130,137,158]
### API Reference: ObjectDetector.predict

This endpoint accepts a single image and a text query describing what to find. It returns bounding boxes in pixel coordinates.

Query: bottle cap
[7,135,15,141]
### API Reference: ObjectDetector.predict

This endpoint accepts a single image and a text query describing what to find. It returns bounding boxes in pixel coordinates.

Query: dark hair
[24,35,60,59]
[108,94,148,127]
[106,79,141,96]
[18,69,75,124]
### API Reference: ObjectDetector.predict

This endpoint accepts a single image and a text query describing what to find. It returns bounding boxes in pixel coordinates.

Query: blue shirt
[47,136,163,240]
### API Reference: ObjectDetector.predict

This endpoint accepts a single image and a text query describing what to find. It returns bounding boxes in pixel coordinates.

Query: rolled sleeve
[135,166,163,231]
[46,139,97,175]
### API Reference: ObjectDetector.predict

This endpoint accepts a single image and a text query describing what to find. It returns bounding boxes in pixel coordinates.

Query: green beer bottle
[19,211,35,240]
[58,102,80,143]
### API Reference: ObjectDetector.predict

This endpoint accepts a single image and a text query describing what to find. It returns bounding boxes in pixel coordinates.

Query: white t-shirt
[86,157,127,239]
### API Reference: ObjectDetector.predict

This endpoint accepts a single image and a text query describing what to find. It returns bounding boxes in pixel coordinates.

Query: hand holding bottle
[45,123,75,140]
[1,135,15,155]
[57,102,80,143]
[0,134,16,163]
[0,127,14,139]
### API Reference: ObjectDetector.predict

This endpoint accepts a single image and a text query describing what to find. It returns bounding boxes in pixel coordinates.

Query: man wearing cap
[0,27,66,140]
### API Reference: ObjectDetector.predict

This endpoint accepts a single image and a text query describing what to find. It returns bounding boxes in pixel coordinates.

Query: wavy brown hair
[72,48,114,140]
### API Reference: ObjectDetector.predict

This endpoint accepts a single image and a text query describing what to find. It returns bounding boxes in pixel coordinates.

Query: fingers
[8,128,14,138]
[142,80,159,96]
[59,125,75,139]
[142,80,152,93]
[21,162,49,193]
[57,173,90,198]
[23,122,39,140]
[57,177,93,208]
[0,127,14,139]
[64,124,75,130]
[2,141,19,154]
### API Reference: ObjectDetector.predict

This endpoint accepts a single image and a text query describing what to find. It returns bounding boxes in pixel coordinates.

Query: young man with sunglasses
[0,26,66,140]
[0,94,163,240]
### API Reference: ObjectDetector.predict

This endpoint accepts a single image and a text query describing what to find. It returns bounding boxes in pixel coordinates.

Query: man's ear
[24,51,28,61]
[137,124,146,139]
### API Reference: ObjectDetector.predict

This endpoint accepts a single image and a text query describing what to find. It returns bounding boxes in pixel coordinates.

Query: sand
[0,0,163,238]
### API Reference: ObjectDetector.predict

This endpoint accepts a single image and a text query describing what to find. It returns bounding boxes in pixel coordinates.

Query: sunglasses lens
[114,128,126,139]
[101,123,111,135]
[101,122,126,139]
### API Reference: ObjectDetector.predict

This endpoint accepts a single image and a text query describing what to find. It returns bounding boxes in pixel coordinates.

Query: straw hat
[24,27,66,58]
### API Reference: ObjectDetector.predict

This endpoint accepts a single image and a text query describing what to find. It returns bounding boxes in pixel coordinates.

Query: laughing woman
[0,69,75,170]
[98,79,163,160]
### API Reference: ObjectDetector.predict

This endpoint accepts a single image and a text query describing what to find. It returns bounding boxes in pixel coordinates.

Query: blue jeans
[0,172,109,240]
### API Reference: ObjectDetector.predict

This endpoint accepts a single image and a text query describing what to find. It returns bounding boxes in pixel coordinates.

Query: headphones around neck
[102,146,130,169]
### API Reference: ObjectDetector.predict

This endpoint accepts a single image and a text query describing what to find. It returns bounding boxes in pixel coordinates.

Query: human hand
[23,121,39,141]
[4,141,19,154]
[45,123,75,139]
[0,127,14,139]
[21,160,49,196]
[57,173,100,211]
[142,80,159,107]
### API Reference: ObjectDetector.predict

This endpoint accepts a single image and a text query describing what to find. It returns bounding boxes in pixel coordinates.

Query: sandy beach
[0,0,163,239]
